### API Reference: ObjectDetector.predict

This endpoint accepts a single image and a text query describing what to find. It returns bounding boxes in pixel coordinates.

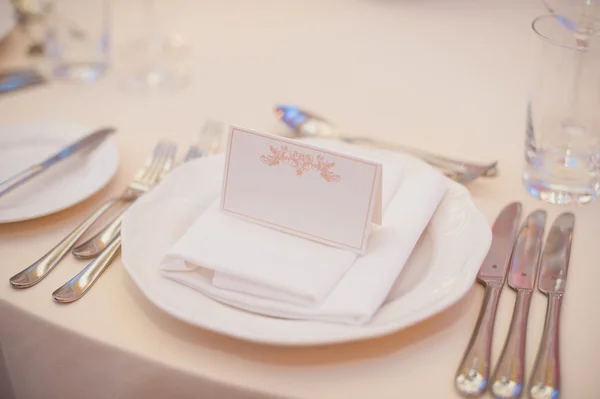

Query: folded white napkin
[160,141,447,324]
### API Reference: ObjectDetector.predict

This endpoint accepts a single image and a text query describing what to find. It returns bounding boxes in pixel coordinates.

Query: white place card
[220,126,382,254]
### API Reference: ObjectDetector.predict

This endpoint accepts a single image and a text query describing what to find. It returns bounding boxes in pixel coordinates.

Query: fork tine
[159,143,177,179]
[135,141,168,183]
[71,140,176,260]
[140,141,173,186]
[144,142,176,186]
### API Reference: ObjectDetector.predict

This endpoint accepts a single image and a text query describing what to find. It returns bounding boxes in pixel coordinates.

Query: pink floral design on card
[260,145,341,182]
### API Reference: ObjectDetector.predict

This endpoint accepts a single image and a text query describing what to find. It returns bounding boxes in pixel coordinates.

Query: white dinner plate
[0,123,119,223]
[121,141,491,346]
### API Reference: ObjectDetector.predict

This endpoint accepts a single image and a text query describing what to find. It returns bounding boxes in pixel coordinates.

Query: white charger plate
[0,123,119,223]
[121,142,491,346]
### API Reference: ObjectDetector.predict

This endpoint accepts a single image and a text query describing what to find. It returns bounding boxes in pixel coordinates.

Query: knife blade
[537,212,574,295]
[490,210,547,399]
[507,210,547,291]
[476,202,523,285]
[528,212,575,399]
[0,127,115,198]
[455,202,522,397]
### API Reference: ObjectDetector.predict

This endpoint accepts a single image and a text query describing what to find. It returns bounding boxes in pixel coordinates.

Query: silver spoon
[274,105,498,184]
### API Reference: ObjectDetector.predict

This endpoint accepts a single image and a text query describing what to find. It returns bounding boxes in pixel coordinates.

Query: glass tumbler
[523,15,600,205]
[44,0,109,82]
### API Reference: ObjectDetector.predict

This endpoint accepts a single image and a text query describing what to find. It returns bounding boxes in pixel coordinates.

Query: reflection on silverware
[8,140,175,288]
[69,141,177,259]
[455,202,522,397]
[528,213,574,399]
[0,69,47,94]
[72,120,223,258]
[183,119,224,162]
[53,143,205,303]
[0,127,114,198]
[274,104,498,184]
[490,210,546,399]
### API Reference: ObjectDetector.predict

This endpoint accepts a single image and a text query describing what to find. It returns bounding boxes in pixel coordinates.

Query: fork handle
[71,201,131,258]
[53,234,122,303]
[9,199,119,288]
[528,293,562,399]
[455,284,503,396]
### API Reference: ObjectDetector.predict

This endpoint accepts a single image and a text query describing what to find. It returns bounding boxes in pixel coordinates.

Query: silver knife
[455,202,522,397]
[0,127,115,198]
[490,210,547,399]
[0,69,47,95]
[528,212,574,399]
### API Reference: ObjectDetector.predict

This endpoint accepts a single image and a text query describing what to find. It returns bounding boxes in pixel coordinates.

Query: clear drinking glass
[44,0,109,82]
[118,0,191,92]
[542,0,600,37]
[523,15,600,205]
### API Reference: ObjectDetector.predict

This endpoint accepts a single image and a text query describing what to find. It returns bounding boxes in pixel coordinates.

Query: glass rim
[532,15,590,52]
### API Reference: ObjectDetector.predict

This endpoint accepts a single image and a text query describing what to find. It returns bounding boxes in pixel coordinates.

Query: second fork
[70,141,176,258]
[9,140,176,288]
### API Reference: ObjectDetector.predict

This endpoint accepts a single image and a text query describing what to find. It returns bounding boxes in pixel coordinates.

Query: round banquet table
[0,0,598,398]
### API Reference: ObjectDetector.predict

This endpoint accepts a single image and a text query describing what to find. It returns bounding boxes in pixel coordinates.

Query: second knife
[528,212,575,399]
[490,210,547,398]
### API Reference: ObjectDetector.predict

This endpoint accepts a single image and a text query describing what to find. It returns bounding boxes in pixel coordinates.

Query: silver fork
[68,141,176,259]
[9,141,177,289]
[444,161,499,185]
[52,143,208,303]
[184,119,223,162]
[72,120,223,258]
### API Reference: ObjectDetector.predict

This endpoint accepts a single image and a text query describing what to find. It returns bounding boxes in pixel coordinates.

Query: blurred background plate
[0,122,119,223]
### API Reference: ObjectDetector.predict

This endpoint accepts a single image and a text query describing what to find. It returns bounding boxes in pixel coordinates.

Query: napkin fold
[160,141,447,324]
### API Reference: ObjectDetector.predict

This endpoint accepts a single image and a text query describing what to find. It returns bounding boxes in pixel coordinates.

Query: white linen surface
[159,141,447,324]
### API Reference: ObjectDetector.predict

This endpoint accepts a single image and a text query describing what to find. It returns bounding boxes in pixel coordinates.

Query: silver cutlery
[69,141,176,259]
[183,119,223,162]
[0,127,115,198]
[455,202,522,396]
[528,212,574,399]
[72,120,223,258]
[9,141,176,288]
[491,210,547,399]
[0,69,47,94]
[53,143,206,303]
[52,233,123,303]
[274,104,499,184]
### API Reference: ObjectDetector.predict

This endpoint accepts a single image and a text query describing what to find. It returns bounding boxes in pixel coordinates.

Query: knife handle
[9,199,119,288]
[53,234,122,303]
[456,284,503,396]
[0,164,45,197]
[490,289,533,398]
[528,293,562,399]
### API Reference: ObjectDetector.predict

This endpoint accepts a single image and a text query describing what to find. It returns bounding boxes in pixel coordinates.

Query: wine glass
[118,0,191,92]
[540,0,600,147]
[542,0,600,40]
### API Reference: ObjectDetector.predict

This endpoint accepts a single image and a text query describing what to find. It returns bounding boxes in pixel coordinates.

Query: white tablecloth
[0,0,598,398]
